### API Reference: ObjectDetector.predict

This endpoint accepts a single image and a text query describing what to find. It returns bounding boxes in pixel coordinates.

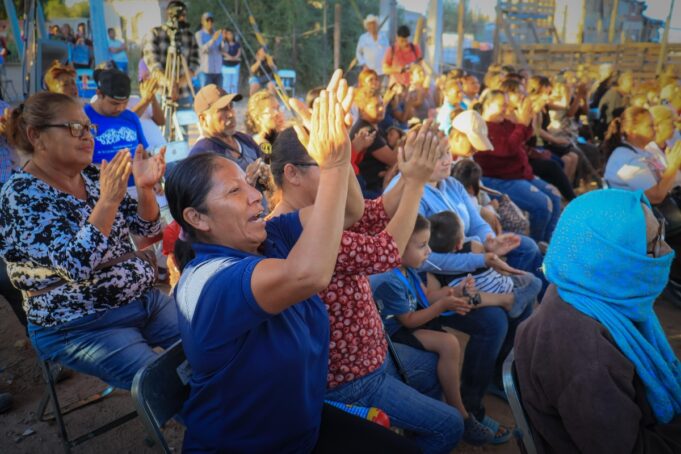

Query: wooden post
[608,0,620,44]
[323,0,328,77]
[413,16,424,46]
[457,0,465,68]
[334,3,341,69]
[561,4,568,43]
[492,1,502,64]
[577,0,587,43]
[657,0,676,76]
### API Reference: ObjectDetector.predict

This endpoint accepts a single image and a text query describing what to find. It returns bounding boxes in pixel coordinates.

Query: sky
[398,0,681,42]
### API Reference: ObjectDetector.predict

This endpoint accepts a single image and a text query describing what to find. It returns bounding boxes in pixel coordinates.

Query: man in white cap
[195,12,223,88]
[355,14,389,76]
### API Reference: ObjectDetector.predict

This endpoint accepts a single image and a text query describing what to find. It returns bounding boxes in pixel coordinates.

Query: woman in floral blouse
[0,92,178,390]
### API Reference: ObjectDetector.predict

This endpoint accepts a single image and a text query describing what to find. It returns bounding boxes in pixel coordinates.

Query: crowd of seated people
[1,20,681,453]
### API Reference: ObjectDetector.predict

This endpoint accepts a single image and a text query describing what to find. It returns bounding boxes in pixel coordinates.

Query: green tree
[442,0,489,40]
[186,0,378,93]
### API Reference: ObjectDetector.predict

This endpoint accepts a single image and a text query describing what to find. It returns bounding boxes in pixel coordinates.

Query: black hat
[94,68,131,100]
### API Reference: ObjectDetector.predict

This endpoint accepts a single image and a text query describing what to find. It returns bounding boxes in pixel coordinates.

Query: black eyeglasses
[43,122,98,138]
[292,162,319,168]
[648,216,666,258]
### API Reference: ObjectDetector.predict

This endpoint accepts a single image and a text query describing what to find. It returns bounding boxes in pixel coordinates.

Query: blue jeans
[28,288,179,390]
[505,234,548,298]
[483,176,562,243]
[437,307,507,420]
[325,344,463,454]
[198,72,223,88]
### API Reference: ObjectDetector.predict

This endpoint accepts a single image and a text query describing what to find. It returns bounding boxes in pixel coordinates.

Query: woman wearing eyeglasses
[513,189,681,453]
[0,92,179,390]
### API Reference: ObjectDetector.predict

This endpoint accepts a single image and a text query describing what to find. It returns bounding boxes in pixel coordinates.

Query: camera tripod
[161,27,196,142]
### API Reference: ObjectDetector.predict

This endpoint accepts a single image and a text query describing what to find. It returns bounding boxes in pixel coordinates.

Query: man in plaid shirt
[142,1,199,105]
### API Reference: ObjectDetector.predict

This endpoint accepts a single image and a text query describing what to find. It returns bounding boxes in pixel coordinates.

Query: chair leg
[39,360,71,454]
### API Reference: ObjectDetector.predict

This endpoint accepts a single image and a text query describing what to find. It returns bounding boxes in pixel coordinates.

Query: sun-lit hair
[43,60,77,92]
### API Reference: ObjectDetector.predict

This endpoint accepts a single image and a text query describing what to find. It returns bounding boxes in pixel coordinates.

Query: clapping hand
[666,140,681,173]
[484,252,525,276]
[484,233,521,257]
[99,149,132,206]
[132,144,166,190]
[351,127,376,152]
[398,119,439,184]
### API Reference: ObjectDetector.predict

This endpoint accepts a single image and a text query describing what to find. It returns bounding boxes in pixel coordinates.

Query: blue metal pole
[89,0,109,65]
[37,1,47,39]
[4,0,23,55]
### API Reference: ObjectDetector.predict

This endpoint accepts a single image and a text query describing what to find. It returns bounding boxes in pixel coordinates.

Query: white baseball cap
[452,110,494,151]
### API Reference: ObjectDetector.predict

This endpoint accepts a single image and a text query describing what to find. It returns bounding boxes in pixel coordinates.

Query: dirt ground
[1,292,680,454]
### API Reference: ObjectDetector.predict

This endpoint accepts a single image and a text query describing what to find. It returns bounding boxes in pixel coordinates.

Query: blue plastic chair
[502,350,538,454]
[277,69,296,97]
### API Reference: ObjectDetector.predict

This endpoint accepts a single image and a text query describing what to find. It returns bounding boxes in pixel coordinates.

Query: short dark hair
[397,25,410,38]
[428,211,463,253]
[451,159,483,196]
[165,153,225,270]
[414,214,430,235]
[270,127,313,188]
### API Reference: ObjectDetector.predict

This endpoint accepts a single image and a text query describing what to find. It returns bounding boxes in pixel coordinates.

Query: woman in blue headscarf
[514,189,681,453]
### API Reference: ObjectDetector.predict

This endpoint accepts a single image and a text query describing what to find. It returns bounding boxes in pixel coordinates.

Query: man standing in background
[195,12,223,89]
[356,15,389,77]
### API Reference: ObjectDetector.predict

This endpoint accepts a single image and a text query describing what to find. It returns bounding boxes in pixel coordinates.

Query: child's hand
[440,296,473,316]
[429,286,455,301]
[470,240,486,254]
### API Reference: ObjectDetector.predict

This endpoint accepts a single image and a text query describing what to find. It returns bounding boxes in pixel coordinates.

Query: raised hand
[99,149,132,206]
[139,75,160,101]
[484,233,521,257]
[290,68,355,146]
[132,144,166,190]
[666,140,681,172]
[398,119,439,184]
[304,88,351,169]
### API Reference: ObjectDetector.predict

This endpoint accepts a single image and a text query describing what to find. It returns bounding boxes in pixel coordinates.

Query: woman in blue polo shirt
[165,77,419,453]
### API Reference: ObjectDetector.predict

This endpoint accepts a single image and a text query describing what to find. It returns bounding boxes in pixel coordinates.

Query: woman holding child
[383,109,544,443]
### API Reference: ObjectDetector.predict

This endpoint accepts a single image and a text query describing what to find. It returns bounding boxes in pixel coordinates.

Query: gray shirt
[195,29,223,74]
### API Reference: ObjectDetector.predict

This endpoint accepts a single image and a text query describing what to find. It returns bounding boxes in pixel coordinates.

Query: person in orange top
[383,25,422,87]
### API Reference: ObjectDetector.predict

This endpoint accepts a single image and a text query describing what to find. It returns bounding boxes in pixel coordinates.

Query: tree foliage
[442,0,489,39]
[185,0,379,92]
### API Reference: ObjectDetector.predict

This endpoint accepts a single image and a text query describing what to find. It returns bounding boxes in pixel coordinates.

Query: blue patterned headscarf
[544,189,681,423]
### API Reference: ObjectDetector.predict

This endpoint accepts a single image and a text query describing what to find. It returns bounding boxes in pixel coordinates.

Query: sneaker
[463,414,495,445]
[0,392,12,414]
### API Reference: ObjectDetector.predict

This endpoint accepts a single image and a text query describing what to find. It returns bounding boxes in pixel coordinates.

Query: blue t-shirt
[175,212,329,453]
[86,105,148,186]
[370,268,423,335]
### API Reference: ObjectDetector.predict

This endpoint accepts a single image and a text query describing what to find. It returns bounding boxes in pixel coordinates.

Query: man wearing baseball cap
[86,68,149,178]
[355,14,389,76]
[189,84,262,172]
[195,12,223,89]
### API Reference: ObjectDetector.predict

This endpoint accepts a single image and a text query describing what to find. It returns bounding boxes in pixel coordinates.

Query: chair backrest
[131,341,191,453]
[502,350,538,454]
[277,69,296,92]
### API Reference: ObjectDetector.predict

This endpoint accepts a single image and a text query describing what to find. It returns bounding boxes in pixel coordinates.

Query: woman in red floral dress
[269,121,476,454]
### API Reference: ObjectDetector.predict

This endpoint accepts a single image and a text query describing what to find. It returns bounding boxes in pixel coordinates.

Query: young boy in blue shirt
[370,215,494,446]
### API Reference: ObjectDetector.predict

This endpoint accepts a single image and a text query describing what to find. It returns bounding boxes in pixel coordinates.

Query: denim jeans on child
[325,343,463,454]
[28,288,179,390]
[483,176,562,243]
